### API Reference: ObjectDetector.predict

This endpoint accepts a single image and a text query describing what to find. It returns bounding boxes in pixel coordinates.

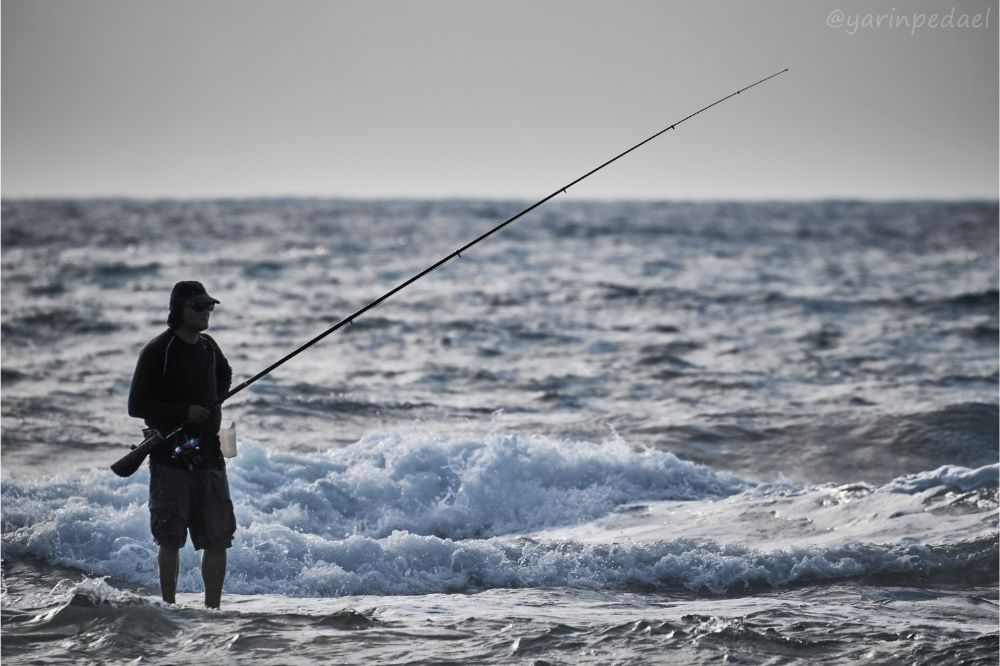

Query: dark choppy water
[2,198,998,664]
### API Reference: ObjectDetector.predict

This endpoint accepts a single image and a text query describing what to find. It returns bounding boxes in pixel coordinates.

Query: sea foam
[888,463,999,494]
[229,432,750,539]
[2,432,996,596]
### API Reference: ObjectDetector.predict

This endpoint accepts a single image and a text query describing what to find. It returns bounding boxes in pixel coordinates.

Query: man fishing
[109,71,788,608]
[127,281,236,609]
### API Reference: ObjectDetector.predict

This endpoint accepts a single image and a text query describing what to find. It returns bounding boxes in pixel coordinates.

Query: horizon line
[3,193,998,205]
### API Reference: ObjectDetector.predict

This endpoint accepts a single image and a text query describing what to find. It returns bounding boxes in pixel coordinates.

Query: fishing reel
[171,435,202,467]
[112,427,205,477]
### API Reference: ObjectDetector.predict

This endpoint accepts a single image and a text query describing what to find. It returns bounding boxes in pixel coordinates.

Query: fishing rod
[111,67,789,477]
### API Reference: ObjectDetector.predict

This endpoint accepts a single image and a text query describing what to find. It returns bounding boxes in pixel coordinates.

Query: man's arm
[206,334,233,399]
[127,342,189,427]
[217,351,233,398]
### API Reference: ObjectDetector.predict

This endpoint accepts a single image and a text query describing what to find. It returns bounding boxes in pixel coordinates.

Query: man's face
[182,301,213,331]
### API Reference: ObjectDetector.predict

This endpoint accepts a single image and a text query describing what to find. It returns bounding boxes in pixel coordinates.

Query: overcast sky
[2,0,997,200]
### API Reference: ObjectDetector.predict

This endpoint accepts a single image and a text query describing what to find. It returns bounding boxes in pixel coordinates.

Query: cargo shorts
[148,460,237,551]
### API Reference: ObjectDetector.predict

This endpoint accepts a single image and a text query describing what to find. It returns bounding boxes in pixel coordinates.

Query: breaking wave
[3,432,996,597]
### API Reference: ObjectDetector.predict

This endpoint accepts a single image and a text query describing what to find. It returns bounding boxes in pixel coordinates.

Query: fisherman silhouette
[127,281,236,608]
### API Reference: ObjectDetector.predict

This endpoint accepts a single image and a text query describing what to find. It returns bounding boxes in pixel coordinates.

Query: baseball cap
[170,281,220,308]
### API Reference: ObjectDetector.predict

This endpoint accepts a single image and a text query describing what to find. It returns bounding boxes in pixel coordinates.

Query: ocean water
[1,198,997,664]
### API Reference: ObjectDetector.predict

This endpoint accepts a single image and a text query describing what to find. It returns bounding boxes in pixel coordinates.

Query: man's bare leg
[202,549,226,609]
[158,546,179,604]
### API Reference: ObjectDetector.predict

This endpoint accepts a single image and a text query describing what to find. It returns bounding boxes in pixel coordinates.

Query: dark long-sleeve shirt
[128,329,233,468]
